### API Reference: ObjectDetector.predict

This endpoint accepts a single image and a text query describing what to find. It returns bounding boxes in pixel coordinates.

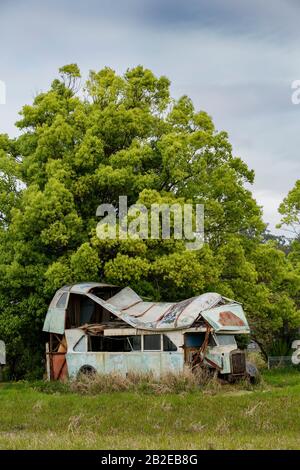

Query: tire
[77,365,97,377]
[246,362,260,384]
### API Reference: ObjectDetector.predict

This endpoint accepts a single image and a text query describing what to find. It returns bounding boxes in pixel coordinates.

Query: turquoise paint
[43,308,65,334]
[66,351,184,378]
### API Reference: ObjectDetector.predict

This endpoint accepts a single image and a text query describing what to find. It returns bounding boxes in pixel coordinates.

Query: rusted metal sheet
[50,353,68,380]
[201,303,249,333]
[218,311,245,327]
[43,283,249,334]
[87,288,224,331]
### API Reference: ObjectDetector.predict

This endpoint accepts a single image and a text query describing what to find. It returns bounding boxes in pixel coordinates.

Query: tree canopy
[0,64,299,377]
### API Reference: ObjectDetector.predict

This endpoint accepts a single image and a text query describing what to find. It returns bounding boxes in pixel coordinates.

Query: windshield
[216,335,237,347]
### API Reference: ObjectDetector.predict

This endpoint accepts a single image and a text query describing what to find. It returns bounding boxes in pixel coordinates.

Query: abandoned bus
[43,283,252,381]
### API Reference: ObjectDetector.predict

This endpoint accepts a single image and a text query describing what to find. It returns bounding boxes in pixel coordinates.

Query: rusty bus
[43,283,255,381]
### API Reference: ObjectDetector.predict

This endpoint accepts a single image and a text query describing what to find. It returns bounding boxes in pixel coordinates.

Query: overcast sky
[0,0,299,234]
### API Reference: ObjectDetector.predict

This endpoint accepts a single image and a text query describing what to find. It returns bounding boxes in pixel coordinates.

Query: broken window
[163,335,177,351]
[80,297,95,324]
[56,292,68,308]
[184,333,205,348]
[127,336,141,351]
[91,286,121,300]
[89,335,141,352]
[184,333,205,365]
[66,294,113,328]
[215,335,236,347]
[143,334,161,351]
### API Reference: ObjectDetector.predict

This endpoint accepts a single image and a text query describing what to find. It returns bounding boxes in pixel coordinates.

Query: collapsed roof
[43,283,250,334]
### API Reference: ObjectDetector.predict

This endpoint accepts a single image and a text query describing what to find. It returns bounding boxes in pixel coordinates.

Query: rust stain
[51,353,68,380]
[218,311,245,327]
[159,297,195,324]
[204,357,222,370]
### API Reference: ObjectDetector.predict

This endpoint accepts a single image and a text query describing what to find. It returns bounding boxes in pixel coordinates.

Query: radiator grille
[231,351,246,374]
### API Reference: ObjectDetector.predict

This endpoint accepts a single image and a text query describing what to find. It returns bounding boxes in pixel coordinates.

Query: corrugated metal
[43,283,250,334]
[87,289,224,331]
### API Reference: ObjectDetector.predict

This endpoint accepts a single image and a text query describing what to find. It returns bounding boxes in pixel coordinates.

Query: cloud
[0,0,299,233]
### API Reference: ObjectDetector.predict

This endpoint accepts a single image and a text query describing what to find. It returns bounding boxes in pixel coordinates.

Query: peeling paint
[66,351,184,378]
[43,283,250,380]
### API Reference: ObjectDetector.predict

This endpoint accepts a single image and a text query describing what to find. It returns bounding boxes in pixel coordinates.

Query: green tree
[0,64,299,376]
[277,181,300,319]
[278,180,300,236]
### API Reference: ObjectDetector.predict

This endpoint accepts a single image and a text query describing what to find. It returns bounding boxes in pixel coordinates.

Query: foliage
[267,339,292,358]
[0,64,299,376]
[278,180,300,236]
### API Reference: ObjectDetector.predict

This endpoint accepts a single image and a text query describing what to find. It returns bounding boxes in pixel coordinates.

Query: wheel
[77,365,97,377]
[246,362,260,384]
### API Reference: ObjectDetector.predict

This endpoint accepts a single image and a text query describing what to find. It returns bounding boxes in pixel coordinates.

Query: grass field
[0,368,300,450]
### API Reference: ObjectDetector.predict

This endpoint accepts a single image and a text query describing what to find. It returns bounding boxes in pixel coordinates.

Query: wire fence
[267,356,299,369]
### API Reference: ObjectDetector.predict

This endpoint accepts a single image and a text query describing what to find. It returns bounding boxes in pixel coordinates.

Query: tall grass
[32,366,261,396]
[1,369,300,449]
[70,370,201,395]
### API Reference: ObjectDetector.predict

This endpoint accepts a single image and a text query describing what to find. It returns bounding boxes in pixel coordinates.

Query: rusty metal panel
[51,353,68,380]
[44,283,249,335]
[88,290,222,331]
[201,304,250,332]
[108,286,142,310]
[158,294,222,329]
[230,351,246,374]
[219,311,245,327]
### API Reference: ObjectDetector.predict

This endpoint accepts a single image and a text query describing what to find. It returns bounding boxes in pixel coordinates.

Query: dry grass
[0,368,299,449]
[246,351,267,370]
[68,367,245,395]
[34,368,257,396]
[0,368,300,449]
[69,370,201,395]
